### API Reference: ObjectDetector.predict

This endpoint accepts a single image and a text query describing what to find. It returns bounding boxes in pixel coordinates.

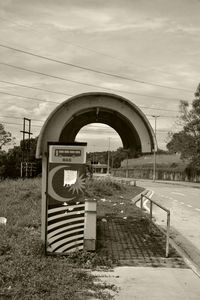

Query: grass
[0,177,143,299]
[87,178,144,218]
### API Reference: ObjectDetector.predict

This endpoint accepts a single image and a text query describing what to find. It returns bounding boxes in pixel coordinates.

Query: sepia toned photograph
[0,1,200,299]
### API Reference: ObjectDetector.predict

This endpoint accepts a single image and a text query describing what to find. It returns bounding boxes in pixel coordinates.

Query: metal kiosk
[46,142,88,255]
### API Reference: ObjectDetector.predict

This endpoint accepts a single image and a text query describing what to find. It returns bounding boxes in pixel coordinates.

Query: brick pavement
[96,209,187,268]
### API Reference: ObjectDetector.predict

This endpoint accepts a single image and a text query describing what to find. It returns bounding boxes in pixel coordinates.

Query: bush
[85,178,125,197]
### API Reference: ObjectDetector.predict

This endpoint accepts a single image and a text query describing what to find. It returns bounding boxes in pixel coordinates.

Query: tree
[166,84,200,167]
[0,137,41,178]
[0,123,15,149]
[112,147,135,168]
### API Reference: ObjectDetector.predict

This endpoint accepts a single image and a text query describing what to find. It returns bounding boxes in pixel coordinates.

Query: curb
[134,178,200,189]
[134,188,200,278]
[131,189,150,204]
[168,234,200,278]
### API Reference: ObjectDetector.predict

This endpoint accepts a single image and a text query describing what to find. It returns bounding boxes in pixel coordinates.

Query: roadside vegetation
[0,177,143,300]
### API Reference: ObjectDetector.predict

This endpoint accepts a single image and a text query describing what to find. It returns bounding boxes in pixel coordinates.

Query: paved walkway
[92,267,200,300]
[96,213,186,268]
[92,178,200,299]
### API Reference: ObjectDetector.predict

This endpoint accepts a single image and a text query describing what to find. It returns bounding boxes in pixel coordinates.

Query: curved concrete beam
[36,92,155,158]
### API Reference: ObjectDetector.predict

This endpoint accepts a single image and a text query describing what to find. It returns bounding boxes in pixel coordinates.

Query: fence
[136,193,171,257]
[112,167,200,183]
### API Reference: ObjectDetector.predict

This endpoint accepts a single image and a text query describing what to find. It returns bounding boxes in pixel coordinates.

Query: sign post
[46,142,88,255]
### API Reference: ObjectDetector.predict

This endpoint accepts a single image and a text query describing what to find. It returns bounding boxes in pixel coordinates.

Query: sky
[0,0,200,152]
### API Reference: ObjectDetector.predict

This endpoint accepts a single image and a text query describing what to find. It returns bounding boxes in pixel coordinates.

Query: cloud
[166,23,200,34]
[6,105,29,116]
[0,0,200,151]
[85,17,168,33]
[33,102,53,118]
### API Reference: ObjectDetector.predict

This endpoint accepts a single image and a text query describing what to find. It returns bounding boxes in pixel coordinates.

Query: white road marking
[187,204,192,208]
[143,199,150,213]
[143,191,154,212]
[171,192,185,196]
[147,191,154,199]
[195,208,200,212]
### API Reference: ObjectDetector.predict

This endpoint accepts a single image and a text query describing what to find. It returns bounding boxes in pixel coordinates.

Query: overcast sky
[0,0,200,152]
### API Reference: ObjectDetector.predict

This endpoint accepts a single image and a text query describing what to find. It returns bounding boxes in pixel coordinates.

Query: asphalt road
[136,180,200,252]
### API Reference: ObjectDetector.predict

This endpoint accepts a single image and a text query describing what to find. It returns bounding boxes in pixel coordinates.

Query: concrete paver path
[92,266,200,300]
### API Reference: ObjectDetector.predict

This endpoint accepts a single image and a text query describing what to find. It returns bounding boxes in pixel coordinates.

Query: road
[136,180,200,260]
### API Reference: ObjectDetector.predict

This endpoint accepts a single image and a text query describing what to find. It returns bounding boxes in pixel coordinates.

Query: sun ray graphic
[68,173,85,194]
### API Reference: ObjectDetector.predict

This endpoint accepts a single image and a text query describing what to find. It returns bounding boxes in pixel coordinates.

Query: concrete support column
[84,199,97,251]
[41,155,47,241]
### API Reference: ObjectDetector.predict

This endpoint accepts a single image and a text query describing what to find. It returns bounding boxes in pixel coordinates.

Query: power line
[0,16,186,79]
[1,119,170,133]
[0,115,44,122]
[0,90,59,104]
[0,88,180,113]
[0,79,73,97]
[0,78,189,102]
[146,114,177,119]
[0,111,178,130]
[0,62,191,103]
[0,120,41,128]
[0,43,193,93]
[140,105,178,113]
[0,17,167,75]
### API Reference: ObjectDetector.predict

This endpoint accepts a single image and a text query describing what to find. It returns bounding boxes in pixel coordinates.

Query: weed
[85,177,125,198]
[0,177,143,299]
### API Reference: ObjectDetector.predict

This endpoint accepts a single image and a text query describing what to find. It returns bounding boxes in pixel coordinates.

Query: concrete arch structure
[36,92,155,158]
[36,92,156,240]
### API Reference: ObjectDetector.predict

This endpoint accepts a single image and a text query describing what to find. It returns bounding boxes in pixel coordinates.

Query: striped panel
[57,241,84,253]
[48,204,85,214]
[48,210,85,222]
[47,217,84,231]
[47,203,85,254]
[48,227,84,244]
[47,217,85,232]
[48,234,84,253]
[47,222,84,239]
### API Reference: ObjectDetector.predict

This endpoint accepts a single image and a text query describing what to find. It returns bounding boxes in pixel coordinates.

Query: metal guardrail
[138,194,171,258]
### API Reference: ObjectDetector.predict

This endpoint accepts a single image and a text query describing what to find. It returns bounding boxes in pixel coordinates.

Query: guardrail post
[140,194,143,209]
[137,193,171,258]
[150,201,153,221]
[166,212,170,257]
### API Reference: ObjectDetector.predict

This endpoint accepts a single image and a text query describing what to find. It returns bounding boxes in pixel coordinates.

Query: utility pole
[152,115,159,181]
[126,151,129,178]
[123,149,129,178]
[92,145,95,173]
[107,137,110,174]
[20,118,33,178]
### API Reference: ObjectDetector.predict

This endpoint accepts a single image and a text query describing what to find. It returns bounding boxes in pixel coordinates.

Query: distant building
[121,153,187,170]
[90,162,108,174]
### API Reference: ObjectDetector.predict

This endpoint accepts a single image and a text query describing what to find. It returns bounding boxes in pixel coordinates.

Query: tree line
[1,83,200,178]
[0,133,41,179]
[166,83,200,170]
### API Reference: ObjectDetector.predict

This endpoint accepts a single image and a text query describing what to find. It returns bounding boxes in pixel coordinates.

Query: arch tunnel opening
[36,92,155,242]
[59,107,142,157]
[76,123,123,152]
